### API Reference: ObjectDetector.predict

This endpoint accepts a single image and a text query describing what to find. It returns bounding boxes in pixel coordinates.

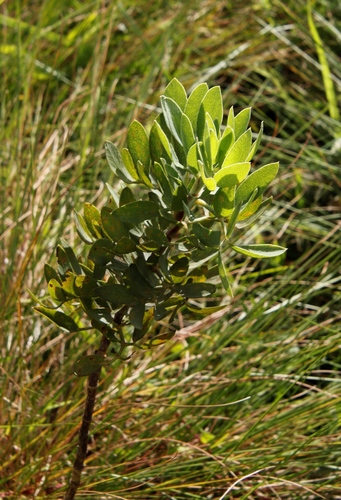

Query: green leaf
[119,187,136,206]
[34,306,79,332]
[127,120,150,170]
[44,263,60,284]
[48,278,68,301]
[216,126,234,167]
[74,211,94,244]
[121,148,140,182]
[197,86,223,138]
[246,121,263,161]
[231,244,287,258]
[56,245,71,277]
[160,96,183,144]
[136,159,153,188]
[181,112,195,154]
[227,106,235,128]
[213,162,250,188]
[114,201,159,224]
[149,120,171,164]
[174,282,216,298]
[187,142,200,172]
[170,256,189,283]
[129,302,145,330]
[186,303,226,315]
[101,206,129,242]
[61,239,83,275]
[192,223,221,248]
[218,252,233,296]
[83,203,102,239]
[164,78,187,111]
[73,354,110,377]
[198,160,216,191]
[225,201,243,238]
[152,162,173,205]
[222,128,252,167]
[184,82,208,133]
[126,264,155,299]
[94,283,141,306]
[213,187,235,217]
[73,275,98,298]
[105,141,136,183]
[234,107,251,140]
[235,197,273,228]
[153,120,173,161]
[114,237,136,254]
[237,197,262,221]
[89,238,115,266]
[235,162,279,205]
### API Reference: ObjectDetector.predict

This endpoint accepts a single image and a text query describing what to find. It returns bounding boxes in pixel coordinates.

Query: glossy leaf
[129,302,145,330]
[114,237,136,254]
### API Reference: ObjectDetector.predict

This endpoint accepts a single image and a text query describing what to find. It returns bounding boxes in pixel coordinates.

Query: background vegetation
[1,0,340,498]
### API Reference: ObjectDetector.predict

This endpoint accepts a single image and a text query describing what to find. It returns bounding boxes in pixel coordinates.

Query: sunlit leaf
[164,78,187,111]
[231,244,287,258]
[235,162,279,205]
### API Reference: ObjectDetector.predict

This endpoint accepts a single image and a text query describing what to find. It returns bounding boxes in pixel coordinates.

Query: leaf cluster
[34,79,285,374]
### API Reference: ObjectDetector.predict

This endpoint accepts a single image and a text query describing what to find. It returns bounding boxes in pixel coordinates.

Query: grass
[1,0,341,498]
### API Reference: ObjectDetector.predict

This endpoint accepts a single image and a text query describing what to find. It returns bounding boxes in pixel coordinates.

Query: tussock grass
[1,0,340,498]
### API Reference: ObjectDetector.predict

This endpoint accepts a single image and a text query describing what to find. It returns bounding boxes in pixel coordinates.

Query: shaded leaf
[73,354,110,377]
[94,283,141,305]
[114,201,159,224]
[174,282,216,298]
[89,238,115,266]
[34,306,79,332]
